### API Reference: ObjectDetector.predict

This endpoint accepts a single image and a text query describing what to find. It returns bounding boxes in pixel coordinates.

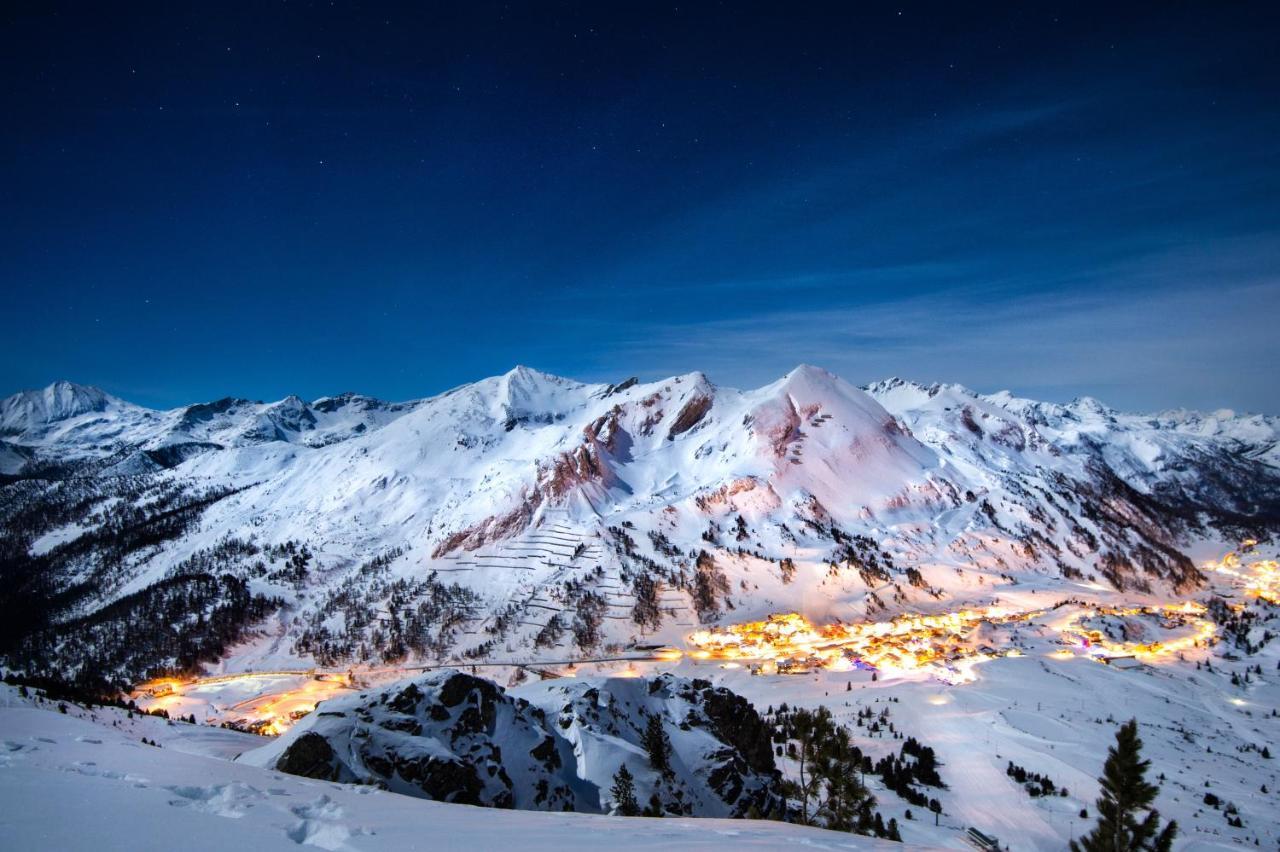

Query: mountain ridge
[2,365,1278,688]
[9,365,1279,427]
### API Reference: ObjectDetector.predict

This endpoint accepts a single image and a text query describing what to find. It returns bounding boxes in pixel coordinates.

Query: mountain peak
[496,365,583,397]
[1069,396,1116,418]
[486,366,591,427]
[773,364,859,400]
[0,381,124,436]
[44,380,111,402]
[503,364,564,383]
[784,364,834,383]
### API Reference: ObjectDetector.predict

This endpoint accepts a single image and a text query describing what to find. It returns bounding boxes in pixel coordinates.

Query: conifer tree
[643,712,672,775]
[814,723,874,832]
[783,706,874,831]
[1071,719,1177,852]
[610,764,640,816]
[786,706,821,824]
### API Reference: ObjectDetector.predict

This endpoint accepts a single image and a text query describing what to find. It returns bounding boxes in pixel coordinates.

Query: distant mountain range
[3,367,1277,687]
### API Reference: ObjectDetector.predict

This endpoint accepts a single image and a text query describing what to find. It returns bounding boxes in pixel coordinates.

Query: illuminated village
[135,670,358,737]
[686,601,1218,683]
[688,607,1034,682]
[127,542,1279,740]
[1205,539,1280,605]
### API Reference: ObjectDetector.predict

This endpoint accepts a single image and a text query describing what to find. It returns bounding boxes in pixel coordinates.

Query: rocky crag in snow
[243,669,782,818]
[1,367,1277,684]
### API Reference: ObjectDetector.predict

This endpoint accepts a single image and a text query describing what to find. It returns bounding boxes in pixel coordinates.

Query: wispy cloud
[572,238,1280,414]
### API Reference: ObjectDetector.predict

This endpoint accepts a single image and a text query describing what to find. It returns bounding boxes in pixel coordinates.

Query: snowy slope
[0,686,904,851]
[701,601,1280,851]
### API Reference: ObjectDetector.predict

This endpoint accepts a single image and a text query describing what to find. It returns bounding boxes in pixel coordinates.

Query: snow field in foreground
[0,688,910,852]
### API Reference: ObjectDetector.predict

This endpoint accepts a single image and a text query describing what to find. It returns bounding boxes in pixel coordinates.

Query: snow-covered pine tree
[610,764,640,816]
[1071,719,1177,852]
[643,712,673,775]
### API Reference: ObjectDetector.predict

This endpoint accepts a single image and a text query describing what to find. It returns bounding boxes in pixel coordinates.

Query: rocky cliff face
[246,671,781,818]
[261,671,577,810]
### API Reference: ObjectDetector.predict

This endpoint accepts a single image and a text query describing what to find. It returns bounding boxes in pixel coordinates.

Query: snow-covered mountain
[0,380,122,435]
[0,381,420,476]
[2,367,1277,686]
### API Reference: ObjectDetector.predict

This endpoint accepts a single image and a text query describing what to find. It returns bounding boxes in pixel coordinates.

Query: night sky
[3,2,1278,412]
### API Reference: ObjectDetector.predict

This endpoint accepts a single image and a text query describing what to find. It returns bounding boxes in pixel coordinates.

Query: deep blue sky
[3,3,1278,413]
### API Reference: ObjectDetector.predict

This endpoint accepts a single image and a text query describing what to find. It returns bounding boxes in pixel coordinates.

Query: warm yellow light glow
[687,606,1042,685]
[1204,546,1280,605]
[136,677,187,697]
[1058,601,1216,663]
[687,593,1228,686]
[129,670,358,737]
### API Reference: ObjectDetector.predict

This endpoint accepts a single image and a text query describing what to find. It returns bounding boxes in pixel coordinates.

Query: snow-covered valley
[2,366,1278,849]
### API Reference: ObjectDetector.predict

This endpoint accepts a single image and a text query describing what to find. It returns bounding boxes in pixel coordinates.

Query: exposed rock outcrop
[667,393,713,440]
[256,671,782,818]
